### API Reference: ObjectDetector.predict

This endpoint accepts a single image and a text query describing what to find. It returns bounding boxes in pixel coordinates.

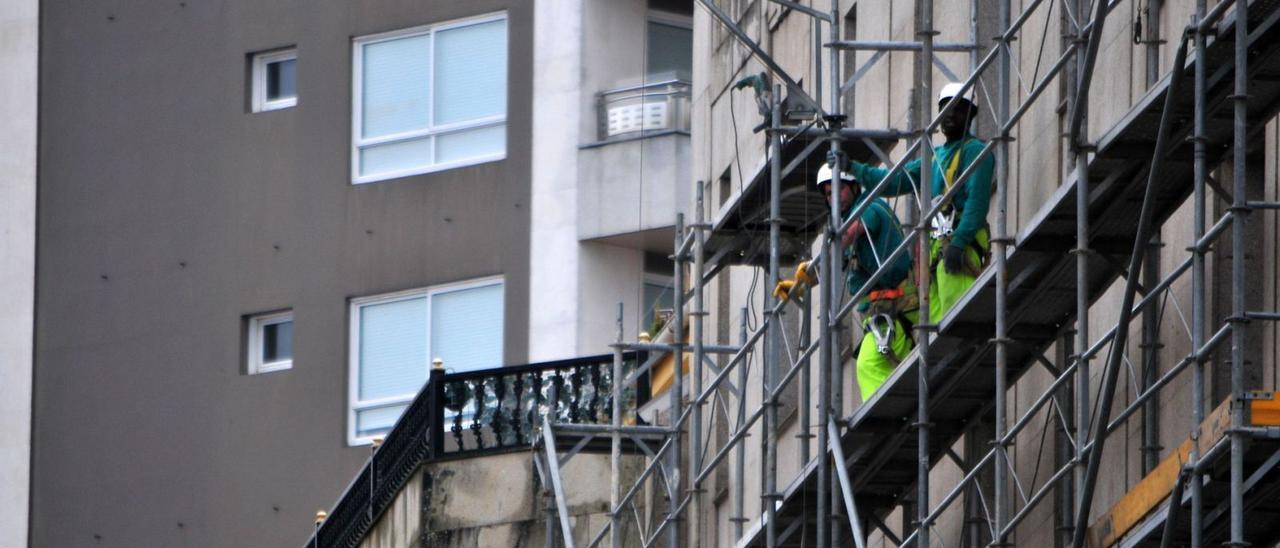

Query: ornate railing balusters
[528,371,544,443]
[551,369,567,423]
[432,352,646,455]
[470,378,487,450]
[568,365,584,423]
[589,362,604,422]
[450,383,466,450]
[510,372,524,445]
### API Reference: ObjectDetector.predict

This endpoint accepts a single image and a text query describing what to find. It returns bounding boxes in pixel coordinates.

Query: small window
[348,278,504,444]
[251,48,297,112]
[248,311,294,374]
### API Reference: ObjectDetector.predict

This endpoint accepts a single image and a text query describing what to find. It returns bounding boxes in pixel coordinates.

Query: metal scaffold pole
[735,305,748,543]
[670,213,685,548]
[992,0,1012,542]
[612,304,624,548]
[819,129,839,548]
[763,83,783,548]
[691,183,707,548]
[1068,0,1092,530]
[916,0,935,545]
[1190,1,1209,545]
[1229,0,1249,544]
[827,3,845,544]
[819,2,843,546]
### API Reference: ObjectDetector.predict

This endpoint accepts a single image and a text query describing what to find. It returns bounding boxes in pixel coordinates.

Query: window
[251,48,297,112]
[646,18,692,79]
[352,14,508,184]
[643,276,675,334]
[247,311,294,374]
[348,278,504,444]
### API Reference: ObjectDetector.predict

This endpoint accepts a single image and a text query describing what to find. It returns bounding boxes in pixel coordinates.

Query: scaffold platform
[736,1,1280,545]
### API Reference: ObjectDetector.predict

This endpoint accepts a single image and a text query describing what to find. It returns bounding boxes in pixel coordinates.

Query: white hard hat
[938,82,976,107]
[815,163,854,187]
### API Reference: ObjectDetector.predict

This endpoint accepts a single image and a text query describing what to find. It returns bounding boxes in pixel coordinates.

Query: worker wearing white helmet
[846,81,994,324]
[775,162,916,401]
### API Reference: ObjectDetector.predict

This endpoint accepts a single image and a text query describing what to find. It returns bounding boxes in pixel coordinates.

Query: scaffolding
[535,0,1280,547]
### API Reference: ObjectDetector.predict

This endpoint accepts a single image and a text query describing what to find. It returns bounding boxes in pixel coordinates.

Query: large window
[348,278,504,444]
[646,18,692,79]
[352,14,508,184]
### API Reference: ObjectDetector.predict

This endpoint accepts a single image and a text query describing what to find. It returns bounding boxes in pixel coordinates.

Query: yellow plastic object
[650,328,690,397]
[1250,391,1280,426]
[1088,397,1232,548]
[795,261,818,286]
[773,279,800,301]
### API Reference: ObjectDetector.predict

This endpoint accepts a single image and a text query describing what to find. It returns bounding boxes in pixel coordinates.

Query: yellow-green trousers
[856,316,914,402]
[928,227,989,323]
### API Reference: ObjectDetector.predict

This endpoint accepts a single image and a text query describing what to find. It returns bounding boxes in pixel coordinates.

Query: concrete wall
[32,1,532,546]
[530,0,586,362]
[361,452,643,548]
[578,134,692,242]
[0,1,37,546]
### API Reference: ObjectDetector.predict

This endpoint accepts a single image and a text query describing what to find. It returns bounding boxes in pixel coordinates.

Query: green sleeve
[853,199,883,236]
[849,157,922,197]
[950,143,994,250]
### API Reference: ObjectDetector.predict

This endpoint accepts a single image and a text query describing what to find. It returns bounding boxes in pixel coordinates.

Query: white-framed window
[348,277,504,444]
[247,310,294,374]
[251,48,298,112]
[351,13,508,184]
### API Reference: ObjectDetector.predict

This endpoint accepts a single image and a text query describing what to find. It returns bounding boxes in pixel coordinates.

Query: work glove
[774,261,819,302]
[794,260,818,286]
[773,279,801,301]
[942,244,966,275]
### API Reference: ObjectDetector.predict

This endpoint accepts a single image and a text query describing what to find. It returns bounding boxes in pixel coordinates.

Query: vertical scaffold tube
[734,307,748,542]
[670,214,685,548]
[612,304,624,548]
[916,0,934,545]
[763,85,782,548]
[1069,0,1091,529]
[1229,1,1248,544]
[819,1,843,545]
[827,3,845,544]
[1190,1,1208,544]
[993,0,1012,542]
[691,184,706,548]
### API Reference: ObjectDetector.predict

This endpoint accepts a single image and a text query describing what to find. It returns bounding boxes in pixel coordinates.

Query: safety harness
[929,139,991,277]
[845,199,920,367]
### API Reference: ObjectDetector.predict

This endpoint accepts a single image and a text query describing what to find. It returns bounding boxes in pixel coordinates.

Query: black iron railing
[311,351,648,548]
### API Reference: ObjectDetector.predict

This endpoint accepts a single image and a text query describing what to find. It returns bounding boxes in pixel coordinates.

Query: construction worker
[775,163,916,401]
[847,82,993,324]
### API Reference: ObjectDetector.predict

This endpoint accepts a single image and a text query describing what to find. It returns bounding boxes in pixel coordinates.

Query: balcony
[595,77,690,140]
[578,77,692,249]
[313,352,650,547]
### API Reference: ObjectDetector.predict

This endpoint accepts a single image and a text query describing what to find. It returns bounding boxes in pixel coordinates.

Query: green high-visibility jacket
[843,196,911,304]
[848,136,993,252]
